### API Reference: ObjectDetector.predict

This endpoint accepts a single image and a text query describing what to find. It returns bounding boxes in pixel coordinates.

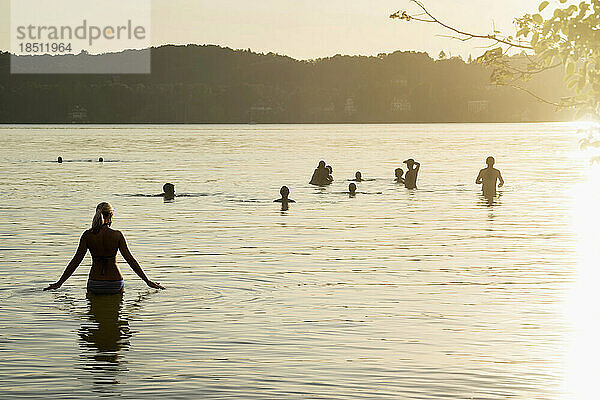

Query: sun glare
[563,164,600,397]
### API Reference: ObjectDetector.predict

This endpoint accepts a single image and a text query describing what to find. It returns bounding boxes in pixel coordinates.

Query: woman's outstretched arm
[44,232,88,290]
[118,232,165,289]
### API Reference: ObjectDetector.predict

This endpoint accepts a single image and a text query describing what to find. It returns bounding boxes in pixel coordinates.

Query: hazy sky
[1,0,541,59]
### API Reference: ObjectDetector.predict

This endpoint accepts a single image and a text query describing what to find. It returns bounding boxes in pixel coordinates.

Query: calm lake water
[1,123,599,399]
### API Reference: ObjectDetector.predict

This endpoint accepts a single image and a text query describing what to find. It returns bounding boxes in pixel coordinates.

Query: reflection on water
[78,293,130,385]
[479,191,502,207]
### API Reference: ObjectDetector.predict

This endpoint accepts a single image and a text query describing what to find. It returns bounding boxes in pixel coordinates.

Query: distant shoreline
[0,45,573,124]
[0,121,573,126]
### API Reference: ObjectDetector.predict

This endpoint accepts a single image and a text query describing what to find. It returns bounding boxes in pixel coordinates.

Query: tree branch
[502,61,562,76]
[505,83,581,108]
[392,0,533,50]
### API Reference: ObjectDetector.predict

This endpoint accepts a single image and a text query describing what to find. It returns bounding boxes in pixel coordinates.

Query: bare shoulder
[106,228,124,241]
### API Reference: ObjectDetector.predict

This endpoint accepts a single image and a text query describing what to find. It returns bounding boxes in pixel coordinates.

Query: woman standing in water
[44,202,164,293]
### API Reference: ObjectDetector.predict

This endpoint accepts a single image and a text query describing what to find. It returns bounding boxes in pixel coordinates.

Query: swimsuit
[87,279,124,294]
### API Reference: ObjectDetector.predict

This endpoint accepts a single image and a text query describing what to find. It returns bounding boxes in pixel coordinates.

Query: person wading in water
[476,156,504,199]
[44,202,164,294]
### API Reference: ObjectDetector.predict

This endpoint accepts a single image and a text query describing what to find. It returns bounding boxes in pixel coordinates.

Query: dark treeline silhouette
[0,45,572,124]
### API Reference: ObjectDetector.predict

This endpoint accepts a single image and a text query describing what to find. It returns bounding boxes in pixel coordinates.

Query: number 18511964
[19,43,73,53]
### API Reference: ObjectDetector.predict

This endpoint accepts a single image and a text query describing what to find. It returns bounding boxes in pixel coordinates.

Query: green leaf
[539,1,549,12]
[532,14,543,24]
[559,0,567,3]
[566,61,575,76]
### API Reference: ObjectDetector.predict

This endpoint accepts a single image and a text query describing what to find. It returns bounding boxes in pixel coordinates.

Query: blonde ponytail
[91,202,114,233]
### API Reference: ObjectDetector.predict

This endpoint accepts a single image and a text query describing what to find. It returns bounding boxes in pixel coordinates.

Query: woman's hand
[146,280,165,290]
[43,282,62,291]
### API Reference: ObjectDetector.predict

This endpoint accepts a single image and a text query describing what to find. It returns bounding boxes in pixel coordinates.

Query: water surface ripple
[0,123,593,399]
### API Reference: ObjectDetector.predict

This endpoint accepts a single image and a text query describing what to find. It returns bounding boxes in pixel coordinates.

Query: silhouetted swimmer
[309,160,332,186]
[275,186,295,211]
[309,160,326,185]
[274,186,296,204]
[349,171,375,182]
[348,183,357,197]
[57,156,63,164]
[44,202,164,293]
[161,183,175,200]
[326,165,334,183]
[99,157,104,163]
[395,168,405,184]
[336,183,381,196]
[476,156,504,198]
[403,159,420,189]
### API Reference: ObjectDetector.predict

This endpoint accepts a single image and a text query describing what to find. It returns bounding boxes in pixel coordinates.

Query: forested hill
[0,44,572,123]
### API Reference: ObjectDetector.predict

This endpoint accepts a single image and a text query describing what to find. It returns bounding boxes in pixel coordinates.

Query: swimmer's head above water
[57,156,63,163]
[163,183,175,198]
[99,157,104,162]
[355,171,362,181]
[275,186,295,203]
[349,183,357,195]
[318,160,326,169]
